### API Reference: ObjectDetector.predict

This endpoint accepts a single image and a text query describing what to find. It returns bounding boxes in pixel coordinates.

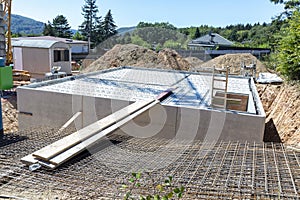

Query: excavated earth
[1,44,300,145]
[257,83,300,144]
[83,44,191,72]
[199,53,267,74]
[1,92,18,133]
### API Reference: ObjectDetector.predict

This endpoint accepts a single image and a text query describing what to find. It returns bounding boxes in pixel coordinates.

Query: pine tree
[52,15,72,38]
[43,21,55,36]
[102,9,117,40]
[79,0,103,47]
[43,16,72,38]
[194,27,201,39]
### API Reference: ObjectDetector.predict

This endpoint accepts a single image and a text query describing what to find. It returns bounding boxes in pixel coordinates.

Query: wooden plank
[38,160,56,169]
[49,100,159,167]
[213,78,227,82]
[33,99,155,161]
[213,87,226,91]
[59,111,82,132]
[21,154,38,165]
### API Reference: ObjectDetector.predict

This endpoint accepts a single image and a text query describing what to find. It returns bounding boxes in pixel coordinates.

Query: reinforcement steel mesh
[0,128,300,199]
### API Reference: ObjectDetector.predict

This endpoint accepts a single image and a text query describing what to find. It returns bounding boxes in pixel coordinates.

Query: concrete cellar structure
[17,66,265,142]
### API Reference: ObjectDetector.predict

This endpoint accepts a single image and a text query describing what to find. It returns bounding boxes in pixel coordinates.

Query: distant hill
[10,14,134,36]
[11,14,44,35]
[117,26,136,35]
[11,14,78,35]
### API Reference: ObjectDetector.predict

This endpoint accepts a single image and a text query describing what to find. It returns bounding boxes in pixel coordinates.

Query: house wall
[51,42,72,74]
[17,86,265,142]
[71,44,89,54]
[22,48,50,76]
[13,47,23,70]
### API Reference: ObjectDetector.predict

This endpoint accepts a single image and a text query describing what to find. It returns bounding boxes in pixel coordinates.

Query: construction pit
[2,66,299,199]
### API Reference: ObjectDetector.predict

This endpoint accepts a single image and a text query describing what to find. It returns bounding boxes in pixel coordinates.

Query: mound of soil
[1,93,18,133]
[257,83,300,144]
[199,53,267,74]
[184,57,204,70]
[83,44,191,72]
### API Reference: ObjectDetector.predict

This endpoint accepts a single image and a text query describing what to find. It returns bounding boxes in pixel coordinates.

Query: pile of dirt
[257,83,300,144]
[199,53,267,74]
[184,57,204,69]
[83,44,191,72]
[84,45,266,76]
[1,93,18,133]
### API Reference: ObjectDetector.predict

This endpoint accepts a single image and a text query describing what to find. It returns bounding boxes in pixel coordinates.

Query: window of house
[54,49,70,62]
[64,50,70,61]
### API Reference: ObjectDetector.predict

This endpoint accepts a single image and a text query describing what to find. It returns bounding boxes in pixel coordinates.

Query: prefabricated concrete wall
[114,105,265,142]
[18,88,75,130]
[17,87,133,131]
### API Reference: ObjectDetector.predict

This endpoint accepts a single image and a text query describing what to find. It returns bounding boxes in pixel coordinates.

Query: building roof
[12,39,66,49]
[189,33,234,47]
[14,36,88,45]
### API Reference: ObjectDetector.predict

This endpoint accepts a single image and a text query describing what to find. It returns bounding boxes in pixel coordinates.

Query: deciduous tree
[276,10,300,80]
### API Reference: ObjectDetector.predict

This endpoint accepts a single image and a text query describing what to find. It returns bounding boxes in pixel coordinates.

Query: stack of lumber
[13,70,31,81]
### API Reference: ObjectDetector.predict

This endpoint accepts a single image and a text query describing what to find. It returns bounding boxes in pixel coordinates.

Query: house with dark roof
[187,32,270,58]
[188,32,234,49]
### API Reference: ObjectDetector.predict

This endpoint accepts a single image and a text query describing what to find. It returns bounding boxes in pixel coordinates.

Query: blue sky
[12,0,284,29]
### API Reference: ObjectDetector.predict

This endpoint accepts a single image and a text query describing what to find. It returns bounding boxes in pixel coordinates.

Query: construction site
[1,53,299,199]
[1,1,300,200]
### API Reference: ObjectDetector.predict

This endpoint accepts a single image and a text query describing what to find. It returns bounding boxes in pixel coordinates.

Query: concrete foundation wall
[17,89,75,130]
[17,88,132,131]
[115,105,265,142]
[18,87,265,142]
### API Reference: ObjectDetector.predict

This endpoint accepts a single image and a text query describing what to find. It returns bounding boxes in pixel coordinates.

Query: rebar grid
[0,129,300,199]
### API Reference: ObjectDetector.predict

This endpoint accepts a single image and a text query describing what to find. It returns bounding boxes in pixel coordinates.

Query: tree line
[43,0,117,48]
[18,0,300,80]
[107,0,300,80]
[268,0,300,80]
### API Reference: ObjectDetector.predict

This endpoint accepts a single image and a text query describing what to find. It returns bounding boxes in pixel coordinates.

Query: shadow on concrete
[263,118,282,143]
[0,133,28,148]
